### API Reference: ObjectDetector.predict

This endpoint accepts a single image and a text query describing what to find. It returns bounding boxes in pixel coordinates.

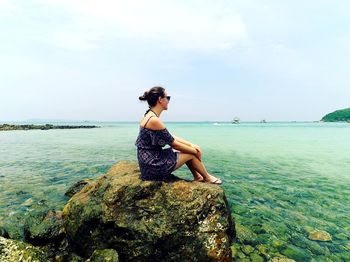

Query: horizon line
[1,119,325,123]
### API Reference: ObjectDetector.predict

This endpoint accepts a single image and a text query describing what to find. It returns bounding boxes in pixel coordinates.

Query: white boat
[232,117,240,124]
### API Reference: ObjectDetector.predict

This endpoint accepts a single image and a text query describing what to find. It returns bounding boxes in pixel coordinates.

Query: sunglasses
[165,96,171,101]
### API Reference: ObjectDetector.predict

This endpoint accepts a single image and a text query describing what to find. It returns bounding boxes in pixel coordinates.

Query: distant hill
[321,108,350,122]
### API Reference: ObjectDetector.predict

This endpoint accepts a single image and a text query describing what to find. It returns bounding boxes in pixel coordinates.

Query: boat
[232,117,240,124]
[260,119,267,123]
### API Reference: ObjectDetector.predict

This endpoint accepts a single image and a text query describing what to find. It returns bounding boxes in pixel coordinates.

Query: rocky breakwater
[0,124,100,131]
[62,160,235,261]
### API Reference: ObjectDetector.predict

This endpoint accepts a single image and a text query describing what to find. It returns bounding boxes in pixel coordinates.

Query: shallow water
[0,121,349,260]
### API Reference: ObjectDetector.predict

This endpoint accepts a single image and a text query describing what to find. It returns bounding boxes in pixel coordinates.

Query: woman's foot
[193,173,204,182]
[204,174,222,185]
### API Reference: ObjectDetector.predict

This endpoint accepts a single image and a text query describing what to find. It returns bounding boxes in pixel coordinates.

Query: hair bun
[138,91,149,101]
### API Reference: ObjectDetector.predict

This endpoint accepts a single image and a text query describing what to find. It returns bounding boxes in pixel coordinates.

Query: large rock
[62,161,235,261]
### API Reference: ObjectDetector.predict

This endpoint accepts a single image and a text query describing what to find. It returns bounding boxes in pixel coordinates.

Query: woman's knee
[174,152,194,169]
[182,152,195,162]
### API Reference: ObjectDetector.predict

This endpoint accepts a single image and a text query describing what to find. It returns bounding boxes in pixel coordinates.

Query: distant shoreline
[0,124,100,131]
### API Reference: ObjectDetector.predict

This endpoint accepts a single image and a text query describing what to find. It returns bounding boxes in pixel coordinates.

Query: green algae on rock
[0,236,47,261]
[62,160,235,261]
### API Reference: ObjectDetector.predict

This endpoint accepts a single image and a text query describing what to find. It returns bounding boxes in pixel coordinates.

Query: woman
[135,86,222,184]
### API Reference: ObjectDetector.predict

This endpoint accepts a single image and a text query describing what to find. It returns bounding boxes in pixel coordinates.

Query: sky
[1,0,349,122]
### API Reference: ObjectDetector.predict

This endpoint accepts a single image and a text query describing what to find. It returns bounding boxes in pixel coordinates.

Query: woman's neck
[150,106,162,117]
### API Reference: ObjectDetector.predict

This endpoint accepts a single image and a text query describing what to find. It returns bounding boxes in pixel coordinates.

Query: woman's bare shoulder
[147,117,166,130]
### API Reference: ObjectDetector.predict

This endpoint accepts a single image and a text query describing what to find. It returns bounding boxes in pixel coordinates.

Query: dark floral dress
[135,124,178,181]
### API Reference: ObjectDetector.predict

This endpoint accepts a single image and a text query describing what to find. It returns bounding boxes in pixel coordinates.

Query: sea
[0,121,349,261]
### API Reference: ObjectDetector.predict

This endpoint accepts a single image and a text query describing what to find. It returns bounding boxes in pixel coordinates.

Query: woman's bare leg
[186,161,203,181]
[174,152,219,182]
[187,157,212,180]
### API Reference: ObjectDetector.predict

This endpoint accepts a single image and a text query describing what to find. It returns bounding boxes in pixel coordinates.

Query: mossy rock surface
[63,160,235,261]
[23,207,65,246]
[65,179,94,198]
[0,236,47,261]
[88,249,119,262]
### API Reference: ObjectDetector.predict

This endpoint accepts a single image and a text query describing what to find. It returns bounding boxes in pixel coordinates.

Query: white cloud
[33,0,247,51]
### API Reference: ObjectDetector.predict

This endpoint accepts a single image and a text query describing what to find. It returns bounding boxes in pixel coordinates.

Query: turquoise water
[0,122,349,260]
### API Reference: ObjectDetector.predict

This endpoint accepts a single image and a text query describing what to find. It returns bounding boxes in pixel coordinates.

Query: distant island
[321,108,350,122]
[0,124,100,131]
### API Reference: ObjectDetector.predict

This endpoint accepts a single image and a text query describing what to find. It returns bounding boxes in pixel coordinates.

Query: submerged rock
[235,223,257,244]
[271,254,296,262]
[230,244,239,258]
[281,245,312,261]
[242,244,254,255]
[250,252,264,262]
[346,242,350,250]
[63,160,235,261]
[308,230,332,241]
[21,198,33,206]
[0,236,47,261]
[256,244,269,259]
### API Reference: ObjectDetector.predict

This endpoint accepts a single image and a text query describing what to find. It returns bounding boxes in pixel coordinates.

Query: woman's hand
[191,144,202,161]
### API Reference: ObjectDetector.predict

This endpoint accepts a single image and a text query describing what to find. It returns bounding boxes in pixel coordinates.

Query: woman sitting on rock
[135,86,222,184]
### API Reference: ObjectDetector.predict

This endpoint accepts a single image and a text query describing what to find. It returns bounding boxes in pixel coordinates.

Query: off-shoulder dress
[135,116,179,181]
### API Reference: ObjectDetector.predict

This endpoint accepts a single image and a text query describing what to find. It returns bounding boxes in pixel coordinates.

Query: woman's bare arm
[173,135,193,146]
[172,135,202,160]
[171,140,197,154]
